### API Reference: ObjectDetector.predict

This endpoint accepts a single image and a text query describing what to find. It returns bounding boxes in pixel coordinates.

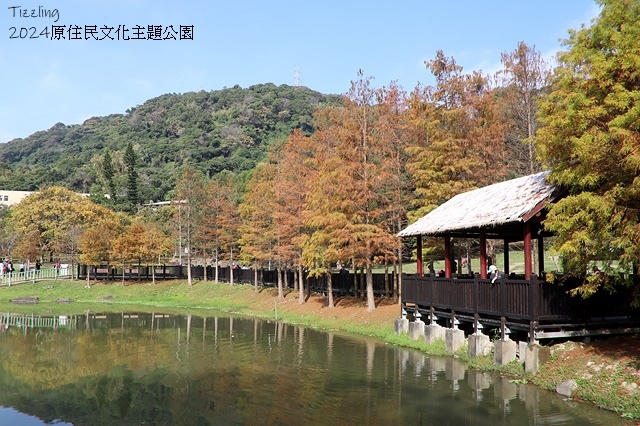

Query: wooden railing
[402,274,638,329]
[76,265,398,298]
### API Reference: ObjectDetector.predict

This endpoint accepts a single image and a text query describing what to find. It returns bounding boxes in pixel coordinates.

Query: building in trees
[0,190,35,208]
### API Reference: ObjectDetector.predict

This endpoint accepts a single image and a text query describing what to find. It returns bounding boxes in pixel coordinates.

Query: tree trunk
[254,264,259,294]
[298,264,305,304]
[229,247,234,286]
[393,262,398,300]
[293,268,298,293]
[384,259,389,298]
[203,254,208,282]
[187,249,193,286]
[366,263,375,311]
[284,267,289,290]
[397,235,403,305]
[277,266,284,298]
[327,271,334,308]
[214,249,219,284]
[353,264,358,296]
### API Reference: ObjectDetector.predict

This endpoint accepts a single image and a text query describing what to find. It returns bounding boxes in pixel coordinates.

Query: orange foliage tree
[175,167,206,287]
[273,130,315,303]
[405,51,509,270]
[79,218,123,287]
[302,72,400,311]
[238,163,277,293]
[407,51,508,219]
[199,172,237,284]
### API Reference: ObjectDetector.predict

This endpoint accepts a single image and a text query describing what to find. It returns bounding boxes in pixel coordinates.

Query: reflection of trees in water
[0,314,245,424]
[0,314,625,425]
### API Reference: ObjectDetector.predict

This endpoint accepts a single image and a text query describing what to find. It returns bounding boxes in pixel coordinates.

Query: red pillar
[444,235,452,278]
[416,235,423,277]
[524,222,532,278]
[480,231,487,279]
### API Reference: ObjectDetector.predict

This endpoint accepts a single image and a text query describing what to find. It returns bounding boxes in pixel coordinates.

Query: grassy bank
[1,278,638,420]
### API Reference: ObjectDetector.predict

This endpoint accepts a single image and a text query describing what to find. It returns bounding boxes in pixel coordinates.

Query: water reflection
[0,312,630,425]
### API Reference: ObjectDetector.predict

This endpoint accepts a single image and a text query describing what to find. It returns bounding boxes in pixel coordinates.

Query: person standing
[488,265,502,283]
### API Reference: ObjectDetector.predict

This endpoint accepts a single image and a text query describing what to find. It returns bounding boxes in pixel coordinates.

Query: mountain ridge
[0,83,339,203]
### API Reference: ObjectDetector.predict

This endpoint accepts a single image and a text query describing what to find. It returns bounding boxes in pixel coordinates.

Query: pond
[0,312,629,425]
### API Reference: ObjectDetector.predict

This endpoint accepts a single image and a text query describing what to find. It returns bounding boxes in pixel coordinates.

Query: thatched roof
[398,171,560,239]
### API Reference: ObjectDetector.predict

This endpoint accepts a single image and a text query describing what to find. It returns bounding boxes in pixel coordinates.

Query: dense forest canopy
[0,84,339,203]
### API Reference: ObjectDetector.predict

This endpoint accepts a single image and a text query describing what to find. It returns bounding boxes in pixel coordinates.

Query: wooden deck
[402,274,640,340]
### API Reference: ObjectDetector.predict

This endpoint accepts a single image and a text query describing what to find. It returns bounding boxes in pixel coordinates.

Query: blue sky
[1,0,600,142]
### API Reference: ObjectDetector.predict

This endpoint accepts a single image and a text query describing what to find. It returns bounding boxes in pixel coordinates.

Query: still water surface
[0,312,629,425]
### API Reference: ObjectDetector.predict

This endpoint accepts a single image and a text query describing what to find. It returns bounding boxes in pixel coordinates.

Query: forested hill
[0,83,339,203]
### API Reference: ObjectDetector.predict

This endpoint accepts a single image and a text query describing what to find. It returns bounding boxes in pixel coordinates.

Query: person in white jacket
[488,264,502,283]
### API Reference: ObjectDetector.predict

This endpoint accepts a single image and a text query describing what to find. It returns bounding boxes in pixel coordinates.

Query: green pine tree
[536,0,640,299]
[102,149,117,203]
[124,142,139,212]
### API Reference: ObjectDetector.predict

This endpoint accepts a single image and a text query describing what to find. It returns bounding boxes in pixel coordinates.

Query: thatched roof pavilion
[398,171,562,279]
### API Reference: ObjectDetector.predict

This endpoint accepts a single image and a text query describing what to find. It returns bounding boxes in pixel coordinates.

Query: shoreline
[1,278,638,420]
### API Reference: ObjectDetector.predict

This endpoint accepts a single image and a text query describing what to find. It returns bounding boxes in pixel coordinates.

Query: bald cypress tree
[499,41,550,176]
[536,0,640,299]
[406,51,508,221]
[301,72,399,311]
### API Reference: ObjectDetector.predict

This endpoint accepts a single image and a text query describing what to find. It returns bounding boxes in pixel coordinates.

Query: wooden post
[524,222,532,278]
[473,275,479,320]
[528,274,539,343]
[537,235,545,276]
[444,235,452,278]
[504,240,510,275]
[417,235,424,277]
[480,231,487,279]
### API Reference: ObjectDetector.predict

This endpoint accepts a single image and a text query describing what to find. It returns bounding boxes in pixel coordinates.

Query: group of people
[0,260,42,275]
[1,260,14,274]
[426,263,504,282]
